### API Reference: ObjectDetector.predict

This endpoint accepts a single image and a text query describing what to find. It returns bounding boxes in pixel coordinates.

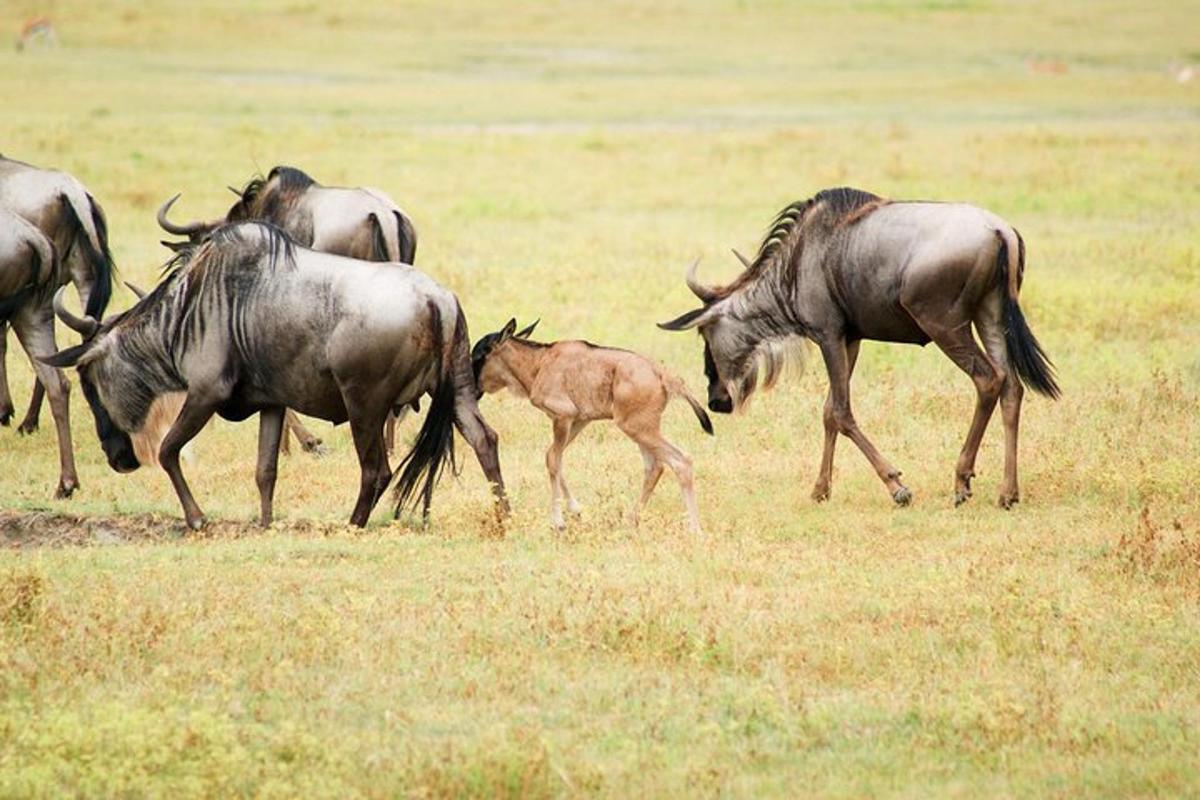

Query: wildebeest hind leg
[159,396,219,530]
[977,311,1023,508]
[452,392,508,516]
[345,404,391,527]
[919,317,1003,506]
[12,313,78,498]
[255,407,285,526]
[818,337,910,506]
[813,339,860,502]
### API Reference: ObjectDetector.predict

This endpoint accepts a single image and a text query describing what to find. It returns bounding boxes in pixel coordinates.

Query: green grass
[2,0,1199,796]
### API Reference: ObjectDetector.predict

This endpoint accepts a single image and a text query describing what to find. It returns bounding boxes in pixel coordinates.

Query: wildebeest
[0,206,78,497]
[473,319,711,533]
[44,222,506,529]
[157,165,419,454]
[659,187,1059,509]
[0,154,115,432]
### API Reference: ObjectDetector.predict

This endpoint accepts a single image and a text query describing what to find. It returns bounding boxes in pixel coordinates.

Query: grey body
[158,165,419,453]
[47,223,505,529]
[660,187,1058,509]
[0,155,114,432]
[0,206,78,497]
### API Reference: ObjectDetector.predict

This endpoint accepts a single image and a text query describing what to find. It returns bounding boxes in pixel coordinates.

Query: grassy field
[2,0,1199,796]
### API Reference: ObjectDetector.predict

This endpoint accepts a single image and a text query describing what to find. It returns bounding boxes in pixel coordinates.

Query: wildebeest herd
[0,154,1058,532]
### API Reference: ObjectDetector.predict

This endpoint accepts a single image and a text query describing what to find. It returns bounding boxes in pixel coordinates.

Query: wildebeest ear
[500,318,518,340]
[515,319,539,339]
[160,240,190,253]
[657,307,710,331]
[39,342,92,368]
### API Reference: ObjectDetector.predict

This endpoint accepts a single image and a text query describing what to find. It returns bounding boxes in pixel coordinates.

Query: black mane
[233,165,318,223]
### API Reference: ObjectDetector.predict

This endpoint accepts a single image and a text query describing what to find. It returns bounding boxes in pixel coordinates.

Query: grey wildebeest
[0,206,80,496]
[157,165,419,455]
[43,221,506,529]
[472,319,712,533]
[659,187,1059,509]
[0,154,115,433]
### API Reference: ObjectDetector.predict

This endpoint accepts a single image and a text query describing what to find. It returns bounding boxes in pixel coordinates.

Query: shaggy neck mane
[719,187,888,301]
[237,165,317,220]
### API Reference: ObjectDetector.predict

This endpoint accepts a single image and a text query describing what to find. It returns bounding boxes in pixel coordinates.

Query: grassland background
[1,0,1199,796]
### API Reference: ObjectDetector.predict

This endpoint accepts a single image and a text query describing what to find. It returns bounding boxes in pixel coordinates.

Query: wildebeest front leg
[818,337,911,506]
[453,393,509,516]
[12,312,77,497]
[158,396,219,530]
[256,406,285,526]
[0,322,12,426]
[17,379,45,435]
[813,339,860,502]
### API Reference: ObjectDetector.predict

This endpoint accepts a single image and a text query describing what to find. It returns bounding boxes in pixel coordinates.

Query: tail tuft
[998,233,1060,399]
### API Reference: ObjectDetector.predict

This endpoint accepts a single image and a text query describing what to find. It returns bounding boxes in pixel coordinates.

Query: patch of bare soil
[0,512,345,549]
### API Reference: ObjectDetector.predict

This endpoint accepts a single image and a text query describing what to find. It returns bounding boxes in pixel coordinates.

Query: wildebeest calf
[473,319,712,533]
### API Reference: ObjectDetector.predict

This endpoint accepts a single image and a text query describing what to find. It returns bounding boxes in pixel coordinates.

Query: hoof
[17,421,37,436]
[0,410,10,427]
[892,486,913,507]
[301,439,327,456]
[54,480,77,499]
[811,484,831,503]
[954,488,972,506]
[187,516,206,531]
[998,494,1019,510]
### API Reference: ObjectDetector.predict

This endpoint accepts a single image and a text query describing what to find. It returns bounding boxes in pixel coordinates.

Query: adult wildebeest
[0,154,115,432]
[659,187,1059,509]
[157,164,419,454]
[43,222,506,529]
[473,320,712,533]
[0,206,78,497]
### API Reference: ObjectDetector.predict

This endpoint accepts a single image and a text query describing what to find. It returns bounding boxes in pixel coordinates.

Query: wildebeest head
[471,318,539,399]
[156,166,315,246]
[658,257,800,414]
[40,288,143,472]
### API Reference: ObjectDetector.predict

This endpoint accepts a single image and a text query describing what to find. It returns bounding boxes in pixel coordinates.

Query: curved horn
[124,281,147,300]
[156,193,210,236]
[732,248,753,269]
[685,258,719,304]
[53,286,98,338]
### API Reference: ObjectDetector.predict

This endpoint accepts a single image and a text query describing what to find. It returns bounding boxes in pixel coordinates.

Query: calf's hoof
[892,486,913,507]
[301,438,327,457]
[54,479,78,499]
[998,494,1019,510]
[954,487,972,506]
[811,484,831,503]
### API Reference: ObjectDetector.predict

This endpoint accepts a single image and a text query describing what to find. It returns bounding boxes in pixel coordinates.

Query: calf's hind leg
[617,407,701,534]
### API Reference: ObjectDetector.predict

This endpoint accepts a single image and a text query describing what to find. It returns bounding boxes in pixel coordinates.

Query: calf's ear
[657,307,710,331]
[515,319,539,339]
[500,318,517,339]
[39,342,92,368]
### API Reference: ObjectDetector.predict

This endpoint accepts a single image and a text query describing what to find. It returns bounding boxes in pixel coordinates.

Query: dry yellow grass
[1,0,1199,796]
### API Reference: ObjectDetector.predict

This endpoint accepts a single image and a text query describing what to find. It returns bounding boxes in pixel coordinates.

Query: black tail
[392,304,460,517]
[60,193,115,319]
[998,232,1060,399]
[687,395,714,435]
[368,213,390,262]
[394,210,417,265]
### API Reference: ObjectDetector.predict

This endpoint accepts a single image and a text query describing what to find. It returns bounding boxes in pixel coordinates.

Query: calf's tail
[664,372,714,435]
[996,229,1059,399]
[392,302,460,517]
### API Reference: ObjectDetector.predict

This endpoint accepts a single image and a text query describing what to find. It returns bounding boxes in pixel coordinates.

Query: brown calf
[473,320,712,533]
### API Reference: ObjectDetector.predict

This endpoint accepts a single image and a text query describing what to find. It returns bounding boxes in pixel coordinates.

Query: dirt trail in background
[0,512,345,549]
